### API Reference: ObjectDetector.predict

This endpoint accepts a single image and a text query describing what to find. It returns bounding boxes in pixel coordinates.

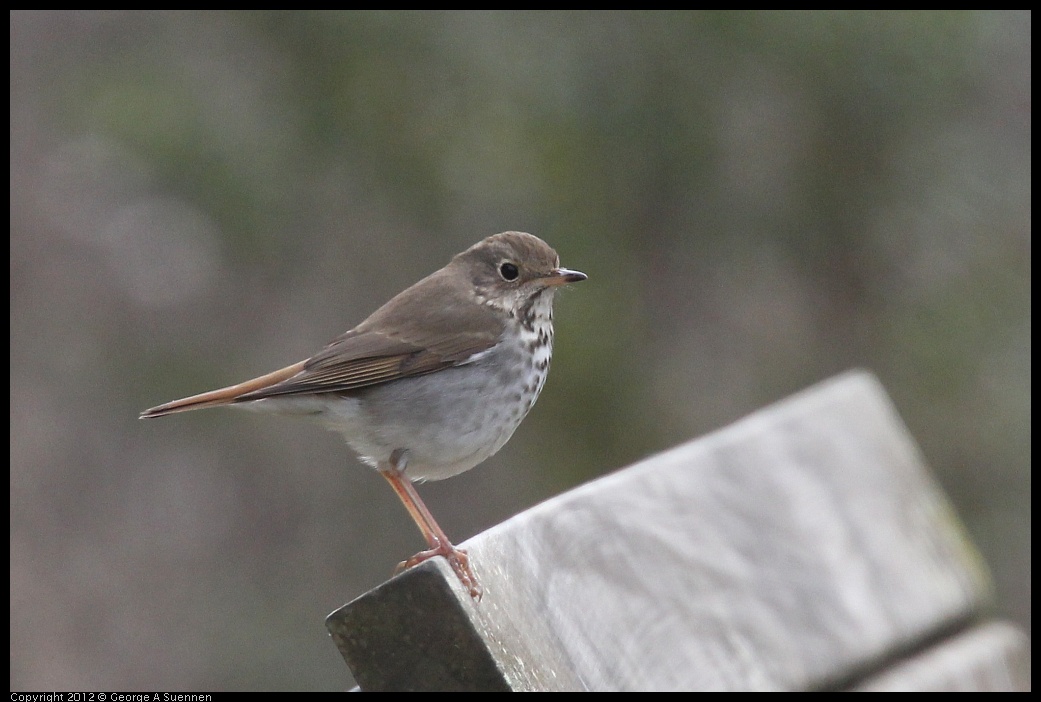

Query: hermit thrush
[141,231,586,599]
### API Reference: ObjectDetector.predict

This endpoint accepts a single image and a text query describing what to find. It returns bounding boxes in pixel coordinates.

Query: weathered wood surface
[326,370,1026,691]
[852,621,1030,692]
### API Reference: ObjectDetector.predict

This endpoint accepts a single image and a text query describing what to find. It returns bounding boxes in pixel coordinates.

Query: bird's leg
[378,450,482,600]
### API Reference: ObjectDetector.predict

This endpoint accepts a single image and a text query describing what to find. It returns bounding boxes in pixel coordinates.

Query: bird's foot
[396,542,482,601]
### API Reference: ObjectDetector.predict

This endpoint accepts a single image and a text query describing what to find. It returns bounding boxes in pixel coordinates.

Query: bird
[141,231,587,599]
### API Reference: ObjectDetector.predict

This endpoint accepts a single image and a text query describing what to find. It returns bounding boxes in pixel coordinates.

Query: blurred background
[10,10,1029,691]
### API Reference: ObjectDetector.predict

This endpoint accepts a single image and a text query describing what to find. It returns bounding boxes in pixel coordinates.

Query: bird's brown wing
[236,326,498,400]
[236,266,505,399]
[140,263,504,417]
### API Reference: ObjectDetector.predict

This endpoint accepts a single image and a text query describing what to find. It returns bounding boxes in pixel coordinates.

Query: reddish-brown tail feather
[140,360,307,418]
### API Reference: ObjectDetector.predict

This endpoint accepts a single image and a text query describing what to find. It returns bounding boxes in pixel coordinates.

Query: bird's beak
[543,267,588,287]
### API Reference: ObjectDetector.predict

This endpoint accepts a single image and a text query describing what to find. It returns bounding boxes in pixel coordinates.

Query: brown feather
[140,360,308,418]
[141,261,506,413]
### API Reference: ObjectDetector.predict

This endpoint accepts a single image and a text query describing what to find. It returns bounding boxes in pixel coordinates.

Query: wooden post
[326,370,1029,691]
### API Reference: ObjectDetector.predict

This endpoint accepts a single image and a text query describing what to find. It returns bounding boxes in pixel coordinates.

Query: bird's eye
[499,262,519,281]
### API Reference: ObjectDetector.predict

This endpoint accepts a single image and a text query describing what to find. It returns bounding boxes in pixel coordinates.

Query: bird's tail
[140,360,307,418]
